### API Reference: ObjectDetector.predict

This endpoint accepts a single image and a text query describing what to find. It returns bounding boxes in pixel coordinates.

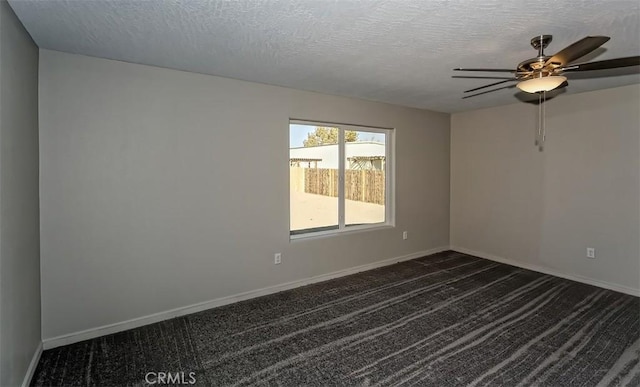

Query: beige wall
[451,84,640,294]
[38,50,450,340]
[0,2,41,385]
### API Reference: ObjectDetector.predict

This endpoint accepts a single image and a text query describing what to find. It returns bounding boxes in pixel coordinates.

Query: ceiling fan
[453,35,640,150]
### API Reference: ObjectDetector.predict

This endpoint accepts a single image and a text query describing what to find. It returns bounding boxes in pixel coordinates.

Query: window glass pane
[345,130,386,227]
[289,124,339,234]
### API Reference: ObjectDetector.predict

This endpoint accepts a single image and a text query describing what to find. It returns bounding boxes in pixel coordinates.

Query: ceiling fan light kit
[453,34,640,151]
[516,75,567,93]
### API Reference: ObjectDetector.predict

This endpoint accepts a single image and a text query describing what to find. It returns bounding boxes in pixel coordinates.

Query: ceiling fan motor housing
[517,57,552,74]
[517,35,555,76]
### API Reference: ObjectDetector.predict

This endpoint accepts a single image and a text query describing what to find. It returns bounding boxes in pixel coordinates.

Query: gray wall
[38,50,450,340]
[0,1,40,385]
[451,84,640,293]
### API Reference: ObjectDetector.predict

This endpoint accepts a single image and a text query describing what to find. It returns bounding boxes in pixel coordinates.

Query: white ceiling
[8,0,640,113]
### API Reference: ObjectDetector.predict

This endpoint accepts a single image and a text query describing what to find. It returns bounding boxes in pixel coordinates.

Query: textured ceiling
[8,0,640,113]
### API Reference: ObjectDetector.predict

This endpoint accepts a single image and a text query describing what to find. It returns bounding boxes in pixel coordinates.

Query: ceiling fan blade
[545,36,610,66]
[452,75,516,80]
[464,79,517,93]
[560,56,640,72]
[454,68,516,72]
[462,84,517,99]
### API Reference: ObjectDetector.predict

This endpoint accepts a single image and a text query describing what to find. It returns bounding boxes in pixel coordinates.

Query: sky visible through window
[289,124,385,148]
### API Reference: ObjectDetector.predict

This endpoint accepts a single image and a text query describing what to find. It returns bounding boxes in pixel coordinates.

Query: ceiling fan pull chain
[536,92,542,147]
[542,91,547,151]
[540,91,547,151]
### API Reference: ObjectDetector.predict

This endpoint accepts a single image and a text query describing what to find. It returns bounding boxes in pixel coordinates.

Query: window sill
[289,223,394,242]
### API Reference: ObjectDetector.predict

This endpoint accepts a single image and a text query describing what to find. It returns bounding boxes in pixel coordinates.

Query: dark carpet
[32,251,640,386]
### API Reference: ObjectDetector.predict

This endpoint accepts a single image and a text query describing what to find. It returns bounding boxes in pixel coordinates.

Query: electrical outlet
[274,253,282,265]
[402,231,408,240]
[586,248,595,259]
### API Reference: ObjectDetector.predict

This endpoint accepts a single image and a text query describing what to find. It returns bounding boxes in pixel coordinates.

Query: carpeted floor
[32,251,640,386]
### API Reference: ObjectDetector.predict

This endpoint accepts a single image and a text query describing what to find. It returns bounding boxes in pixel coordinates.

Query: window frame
[289,119,395,240]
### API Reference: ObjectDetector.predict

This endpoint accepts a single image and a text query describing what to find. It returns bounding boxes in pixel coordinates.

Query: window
[289,120,393,238]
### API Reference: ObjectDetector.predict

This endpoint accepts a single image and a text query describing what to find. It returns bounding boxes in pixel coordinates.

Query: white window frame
[289,119,395,240]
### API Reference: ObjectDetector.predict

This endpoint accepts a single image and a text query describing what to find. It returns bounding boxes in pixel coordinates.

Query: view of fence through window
[290,123,388,235]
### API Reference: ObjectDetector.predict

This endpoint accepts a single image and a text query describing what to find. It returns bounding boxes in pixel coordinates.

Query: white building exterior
[290,142,385,169]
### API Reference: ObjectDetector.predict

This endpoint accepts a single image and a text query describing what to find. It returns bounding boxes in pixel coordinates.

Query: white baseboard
[450,246,640,297]
[43,246,449,350]
[21,341,43,387]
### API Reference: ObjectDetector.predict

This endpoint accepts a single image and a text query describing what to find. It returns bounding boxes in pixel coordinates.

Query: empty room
[1,0,639,386]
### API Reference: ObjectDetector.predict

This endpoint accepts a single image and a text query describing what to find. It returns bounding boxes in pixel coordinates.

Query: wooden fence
[299,168,385,205]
